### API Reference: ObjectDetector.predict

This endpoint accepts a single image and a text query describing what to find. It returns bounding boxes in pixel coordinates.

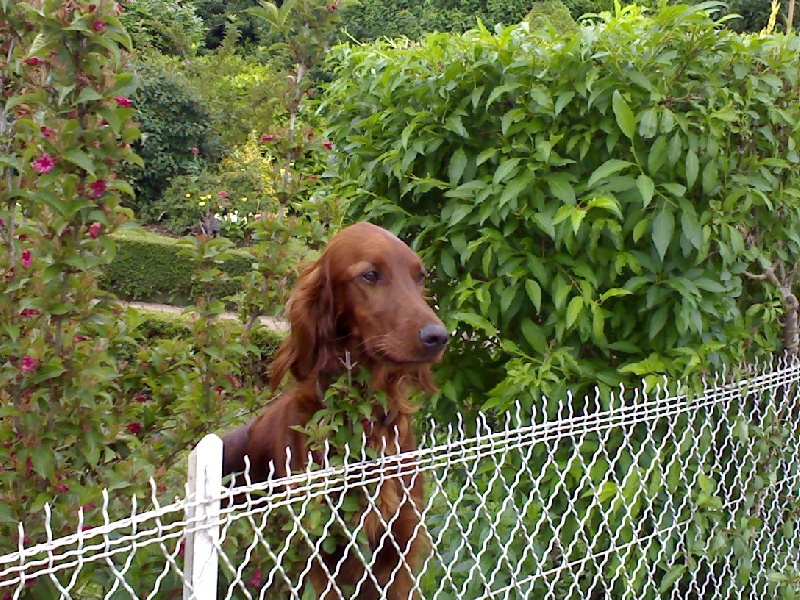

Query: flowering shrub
[0,0,146,581]
[151,134,279,238]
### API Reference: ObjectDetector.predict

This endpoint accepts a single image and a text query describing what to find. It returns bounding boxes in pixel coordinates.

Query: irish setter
[220,221,448,599]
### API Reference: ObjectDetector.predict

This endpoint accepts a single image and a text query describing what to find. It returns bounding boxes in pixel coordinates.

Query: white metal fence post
[183,434,223,600]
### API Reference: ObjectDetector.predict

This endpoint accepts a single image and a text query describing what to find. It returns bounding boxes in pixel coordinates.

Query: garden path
[120,301,289,331]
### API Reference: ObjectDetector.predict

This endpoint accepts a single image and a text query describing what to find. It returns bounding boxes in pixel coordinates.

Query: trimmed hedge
[100,229,251,304]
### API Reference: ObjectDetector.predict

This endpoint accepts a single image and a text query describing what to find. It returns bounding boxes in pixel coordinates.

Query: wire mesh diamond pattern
[2,358,800,599]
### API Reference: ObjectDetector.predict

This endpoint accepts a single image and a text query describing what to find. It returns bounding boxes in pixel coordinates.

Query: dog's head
[270,222,448,391]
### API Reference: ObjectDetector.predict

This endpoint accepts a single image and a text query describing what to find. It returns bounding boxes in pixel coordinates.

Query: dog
[220,221,448,599]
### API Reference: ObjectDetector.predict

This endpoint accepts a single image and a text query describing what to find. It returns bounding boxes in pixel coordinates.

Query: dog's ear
[269,258,336,390]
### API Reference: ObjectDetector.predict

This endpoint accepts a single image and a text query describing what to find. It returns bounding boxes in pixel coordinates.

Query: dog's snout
[418,323,449,352]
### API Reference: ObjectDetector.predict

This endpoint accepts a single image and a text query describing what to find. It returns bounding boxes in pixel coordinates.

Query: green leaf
[451,312,495,336]
[586,196,622,219]
[525,279,542,312]
[652,209,675,261]
[588,159,633,188]
[636,174,655,208]
[499,173,532,209]
[546,174,576,205]
[685,149,699,188]
[566,296,584,328]
[553,276,570,311]
[633,217,650,242]
[62,149,96,177]
[448,148,468,185]
[600,288,633,302]
[521,318,547,354]
[680,209,703,251]
[493,157,521,185]
[612,91,636,140]
[649,305,669,338]
[658,564,686,592]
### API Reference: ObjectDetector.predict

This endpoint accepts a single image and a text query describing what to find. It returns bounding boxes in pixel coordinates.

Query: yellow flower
[240,197,248,202]
[185,193,191,198]
[199,201,206,207]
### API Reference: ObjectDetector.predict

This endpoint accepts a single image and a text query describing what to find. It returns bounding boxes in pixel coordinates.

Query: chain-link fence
[2,358,800,599]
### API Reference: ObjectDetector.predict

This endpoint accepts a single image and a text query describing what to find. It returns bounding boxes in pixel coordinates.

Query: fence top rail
[2,355,798,578]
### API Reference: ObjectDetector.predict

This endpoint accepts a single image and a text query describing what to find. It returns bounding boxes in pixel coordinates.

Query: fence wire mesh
[2,358,800,599]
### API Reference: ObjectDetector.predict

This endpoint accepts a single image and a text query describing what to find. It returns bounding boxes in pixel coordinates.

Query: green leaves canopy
[322,4,800,413]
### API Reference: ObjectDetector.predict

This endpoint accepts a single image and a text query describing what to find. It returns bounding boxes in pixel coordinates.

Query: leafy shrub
[120,0,206,56]
[526,0,579,32]
[193,0,270,49]
[0,0,144,578]
[343,0,533,41]
[99,229,252,303]
[121,51,225,216]
[184,31,288,148]
[322,4,800,417]
[149,133,279,237]
[121,308,284,387]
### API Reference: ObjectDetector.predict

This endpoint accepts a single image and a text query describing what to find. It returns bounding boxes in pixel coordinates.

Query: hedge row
[99,229,251,304]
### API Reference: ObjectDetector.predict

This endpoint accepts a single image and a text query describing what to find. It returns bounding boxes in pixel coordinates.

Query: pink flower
[21,250,32,268]
[92,20,105,32]
[40,126,55,138]
[217,190,228,199]
[88,3,97,10]
[247,569,262,588]
[74,335,89,343]
[328,3,338,10]
[82,503,96,511]
[89,180,106,197]
[114,96,132,108]
[115,3,125,13]
[20,355,37,373]
[126,422,142,435]
[253,214,262,221]
[308,174,318,180]
[135,394,148,403]
[190,146,199,155]
[24,57,41,66]
[0,218,4,227]
[260,134,275,142]
[88,223,102,239]
[322,141,334,150]
[32,153,55,174]
[19,308,41,318]
[56,483,69,494]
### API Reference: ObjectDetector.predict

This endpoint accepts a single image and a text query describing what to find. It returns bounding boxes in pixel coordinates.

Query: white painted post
[183,434,223,600]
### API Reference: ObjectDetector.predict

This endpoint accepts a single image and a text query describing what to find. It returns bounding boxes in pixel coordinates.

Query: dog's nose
[418,323,449,352]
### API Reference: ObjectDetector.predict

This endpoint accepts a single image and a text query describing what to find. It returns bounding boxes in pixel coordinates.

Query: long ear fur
[269,257,336,390]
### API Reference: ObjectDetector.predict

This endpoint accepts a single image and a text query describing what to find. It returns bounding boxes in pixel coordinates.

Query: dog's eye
[361,270,381,284]
[416,270,427,284]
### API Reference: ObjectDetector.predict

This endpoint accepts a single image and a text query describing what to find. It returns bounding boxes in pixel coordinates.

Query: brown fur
[221,222,448,599]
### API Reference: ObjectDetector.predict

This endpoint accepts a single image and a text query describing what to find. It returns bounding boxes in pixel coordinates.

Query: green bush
[343,0,533,41]
[322,4,800,416]
[123,308,284,386]
[183,33,288,148]
[149,134,279,237]
[120,0,205,56]
[193,0,270,49]
[526,0,579,32]
[122,51,225,217]
[99,229,252,303]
